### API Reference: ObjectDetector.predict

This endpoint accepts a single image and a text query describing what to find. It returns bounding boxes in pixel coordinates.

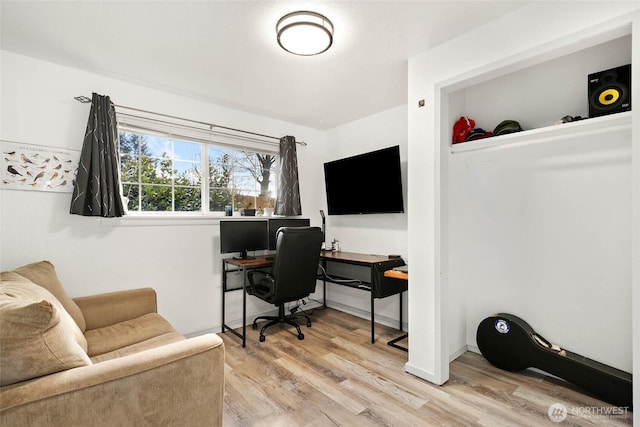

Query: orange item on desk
[384,269,408,280]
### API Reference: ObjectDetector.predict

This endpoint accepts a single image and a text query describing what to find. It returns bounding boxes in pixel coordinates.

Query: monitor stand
[233,250,255,260]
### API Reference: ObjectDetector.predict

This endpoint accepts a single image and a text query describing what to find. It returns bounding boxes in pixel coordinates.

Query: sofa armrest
[74,287,157,330]
[0,334,225,427]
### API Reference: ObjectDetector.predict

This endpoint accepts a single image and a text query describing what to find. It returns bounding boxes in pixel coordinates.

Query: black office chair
[247,226,323,342]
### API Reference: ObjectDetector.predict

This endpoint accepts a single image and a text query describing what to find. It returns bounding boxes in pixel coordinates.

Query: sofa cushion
[90,331,186,363]
[13,261,87,332]
[0,274,91,386]
[84,312,179,357]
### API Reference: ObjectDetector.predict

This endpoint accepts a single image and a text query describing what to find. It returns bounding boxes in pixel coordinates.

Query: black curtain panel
[275,135,302,216]
[70,93,125,217]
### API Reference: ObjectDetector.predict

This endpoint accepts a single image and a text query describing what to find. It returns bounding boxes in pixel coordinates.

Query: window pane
[145,136,172,158]
[232,168,258,191]
[256,195,275,211]
[208,146,233,211]
[174,140,201,162]
[235,191,259,210]
[122,184,139,212]
[174,160,201,186]
[140,156,172,184]
[119,132,144,156]
[175,186,201,211]
[120,155,139,183]
[210,188,232,212]
[209,148,231,182]
[141,185,172,211]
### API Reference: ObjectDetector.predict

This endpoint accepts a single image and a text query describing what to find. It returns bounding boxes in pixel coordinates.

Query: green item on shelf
[493,120,523,136]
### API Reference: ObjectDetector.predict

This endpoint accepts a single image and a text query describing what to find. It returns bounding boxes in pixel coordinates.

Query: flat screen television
[323,145,404,215]
[267,218,310,250]
[219,219,268,259]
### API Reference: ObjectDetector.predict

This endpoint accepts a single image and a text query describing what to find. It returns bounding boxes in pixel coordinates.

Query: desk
[319,251,407,345]
[222,251,407,348]
[221,257,272,347]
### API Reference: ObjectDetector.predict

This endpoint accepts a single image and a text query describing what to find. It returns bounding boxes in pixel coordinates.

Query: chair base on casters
[252,305,311,342]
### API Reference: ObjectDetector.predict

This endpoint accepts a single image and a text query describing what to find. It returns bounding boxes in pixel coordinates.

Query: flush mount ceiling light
[276,11,334,56]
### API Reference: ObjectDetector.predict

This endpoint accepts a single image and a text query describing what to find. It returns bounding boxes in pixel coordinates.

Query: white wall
[407,2,640,385]
[322,105,409,327]
[0,51,326,335]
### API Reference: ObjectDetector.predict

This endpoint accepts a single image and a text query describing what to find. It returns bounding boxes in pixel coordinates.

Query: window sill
[101,213,223,227]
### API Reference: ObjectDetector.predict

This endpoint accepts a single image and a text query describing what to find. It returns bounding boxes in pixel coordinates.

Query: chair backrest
[270,226,323,305]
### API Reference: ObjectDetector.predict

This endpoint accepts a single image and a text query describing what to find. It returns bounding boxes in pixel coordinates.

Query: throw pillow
[12,260,87,332]
[0,275,91,386]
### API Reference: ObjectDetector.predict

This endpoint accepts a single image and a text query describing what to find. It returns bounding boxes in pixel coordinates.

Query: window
[118,130,278,214]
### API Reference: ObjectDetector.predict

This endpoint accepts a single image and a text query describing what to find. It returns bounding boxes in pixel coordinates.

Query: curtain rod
[73,95,306,146]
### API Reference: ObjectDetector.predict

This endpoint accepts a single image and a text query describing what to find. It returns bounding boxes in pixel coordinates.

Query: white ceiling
[0,1,530,130]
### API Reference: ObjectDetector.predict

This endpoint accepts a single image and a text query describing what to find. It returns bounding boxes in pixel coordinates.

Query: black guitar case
[476,313,632,409]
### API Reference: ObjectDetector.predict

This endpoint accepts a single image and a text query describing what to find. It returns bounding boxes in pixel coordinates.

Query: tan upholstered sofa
[0,261,224,426]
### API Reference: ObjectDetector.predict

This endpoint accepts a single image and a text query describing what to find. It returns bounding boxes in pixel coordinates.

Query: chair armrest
[74,288,157,330]
[0,334,225,427]
[246,270,274,299]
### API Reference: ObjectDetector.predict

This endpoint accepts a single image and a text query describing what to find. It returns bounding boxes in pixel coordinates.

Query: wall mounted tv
[323,145,404,215]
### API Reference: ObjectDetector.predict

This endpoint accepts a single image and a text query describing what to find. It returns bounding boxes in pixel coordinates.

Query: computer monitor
[267,218,310,250]
[220,220,268,259]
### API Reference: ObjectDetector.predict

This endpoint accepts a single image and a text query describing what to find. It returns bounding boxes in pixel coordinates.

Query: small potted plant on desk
[263,198,275,217]
[240,201,256,216]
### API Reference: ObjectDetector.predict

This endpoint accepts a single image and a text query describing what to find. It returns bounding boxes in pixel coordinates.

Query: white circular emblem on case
[494,319,510,334]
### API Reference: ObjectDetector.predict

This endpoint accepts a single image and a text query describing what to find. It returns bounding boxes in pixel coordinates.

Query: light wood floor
[221,307,632,426]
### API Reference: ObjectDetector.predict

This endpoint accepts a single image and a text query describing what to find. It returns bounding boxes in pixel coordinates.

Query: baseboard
[326,300,408,331]
[185,327,220,339]
[404,345,478,385]
[466,344,481,355]
[449,345,470,362]
[404,362,448,385]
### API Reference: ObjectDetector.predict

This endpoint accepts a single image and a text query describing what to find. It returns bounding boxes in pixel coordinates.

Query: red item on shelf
[452,116,475,144]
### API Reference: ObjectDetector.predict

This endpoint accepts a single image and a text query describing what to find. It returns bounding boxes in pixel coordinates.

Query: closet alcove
[439,23,634,375]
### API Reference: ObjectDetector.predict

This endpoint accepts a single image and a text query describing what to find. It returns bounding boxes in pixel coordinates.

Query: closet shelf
[450,111,631,154]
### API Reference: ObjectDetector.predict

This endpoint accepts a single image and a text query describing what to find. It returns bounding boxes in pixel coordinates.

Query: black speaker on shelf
[588,64,631,118]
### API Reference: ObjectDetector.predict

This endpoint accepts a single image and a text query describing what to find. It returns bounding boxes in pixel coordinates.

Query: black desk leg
[322,259,327,308]
[221,261,248,346]
[388,333,408,352]
[388,291,408,351]
[370,292,375,344]
[242,267,247,348]
[370,265,375,343]
[399,291,403,331]
[221,260,226,334]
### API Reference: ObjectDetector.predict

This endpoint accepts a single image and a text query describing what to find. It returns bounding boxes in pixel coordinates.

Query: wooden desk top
[320,250,393,265]
[223,257,273,267]
[224,251,398,268]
